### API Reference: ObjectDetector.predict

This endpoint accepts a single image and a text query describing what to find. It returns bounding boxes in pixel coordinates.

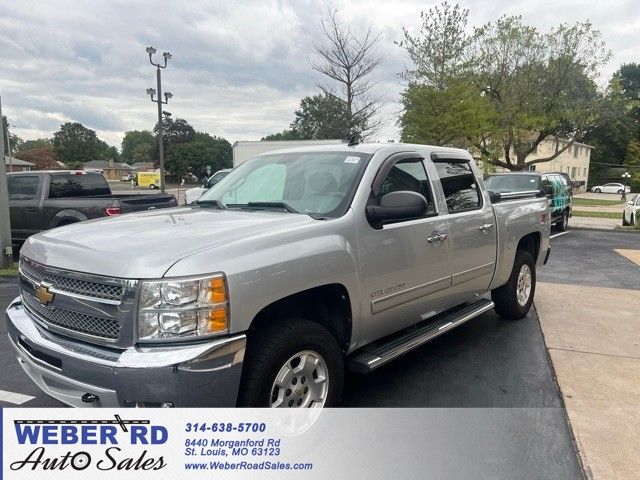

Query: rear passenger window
[8,176,39,200]
[377,159,436,215]
[434,161,481,213]
[49,173,111,198]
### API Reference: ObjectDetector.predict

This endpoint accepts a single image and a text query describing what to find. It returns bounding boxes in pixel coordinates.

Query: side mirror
[488,191,502,203]
[545,184,553,195]
[366,191,428,228]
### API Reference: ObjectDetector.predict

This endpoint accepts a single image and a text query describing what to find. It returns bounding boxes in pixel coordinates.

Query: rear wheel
[149,184,157,189]
[492,250,536,320]
[238,318,344,408]
[556,210,569,231]
[631,214,636,227]
[594,188,601,193]
[623,213,629,226]
[618,189,624,195]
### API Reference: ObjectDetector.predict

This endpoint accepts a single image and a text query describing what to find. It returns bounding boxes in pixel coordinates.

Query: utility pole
[145,46,173,194]
[0,89,13,267]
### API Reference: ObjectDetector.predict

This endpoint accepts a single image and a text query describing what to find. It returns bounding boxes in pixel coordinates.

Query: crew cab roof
[255,142,471,158]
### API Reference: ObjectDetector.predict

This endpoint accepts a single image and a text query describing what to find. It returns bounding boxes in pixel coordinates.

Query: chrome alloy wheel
[516,264,532,306]
[270,350,329,408]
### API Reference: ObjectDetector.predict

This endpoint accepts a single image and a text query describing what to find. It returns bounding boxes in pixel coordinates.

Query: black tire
[238,318,344,408]
[594,188,601,193]
[622,213,629,226]
[618,189,624,195]
[631,214,636,227]
[556,210,569,231]
[492,249,536,320]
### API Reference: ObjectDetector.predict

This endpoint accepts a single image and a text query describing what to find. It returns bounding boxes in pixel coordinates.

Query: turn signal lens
[198,308,228,335]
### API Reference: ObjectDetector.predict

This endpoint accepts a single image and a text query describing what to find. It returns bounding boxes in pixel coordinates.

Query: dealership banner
[2,408,570,479]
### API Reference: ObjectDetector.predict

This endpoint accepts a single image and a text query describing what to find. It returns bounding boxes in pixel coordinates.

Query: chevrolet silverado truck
[7,170,177,246]
[5,143,550,408]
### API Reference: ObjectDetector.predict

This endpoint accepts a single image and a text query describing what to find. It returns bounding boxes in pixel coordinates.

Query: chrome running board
[348,299,495,374]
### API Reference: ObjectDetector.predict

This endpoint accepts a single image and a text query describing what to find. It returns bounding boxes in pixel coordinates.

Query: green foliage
[291,94,355,140]
[398,3,611,171]
[155,117,196,144]
[165,132,232,179]
[262,130,299,141]
[53,122,102,165]
[263,93,359,141]
[121,130,154,164]
[625,139,640,168]
[18,138,52,151]
[399,80,496,146]
[2,115,23,156]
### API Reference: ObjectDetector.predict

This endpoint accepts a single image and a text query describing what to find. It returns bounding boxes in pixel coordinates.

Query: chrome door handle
[478,223,494,233]
[427,233,448,244]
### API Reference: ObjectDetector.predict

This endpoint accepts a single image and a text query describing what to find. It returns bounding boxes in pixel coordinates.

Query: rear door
[7,174,43,242]
[430,154,497,295]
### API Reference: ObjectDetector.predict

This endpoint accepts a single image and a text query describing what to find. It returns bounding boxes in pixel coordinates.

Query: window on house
[573,145,579,157]
[571,167,577,178]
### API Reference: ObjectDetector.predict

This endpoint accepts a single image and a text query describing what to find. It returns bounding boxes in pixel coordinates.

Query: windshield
[485,174,541,193]
[196,151,371,217]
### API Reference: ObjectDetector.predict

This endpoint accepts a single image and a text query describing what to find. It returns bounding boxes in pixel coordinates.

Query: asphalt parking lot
[2,229,638,478]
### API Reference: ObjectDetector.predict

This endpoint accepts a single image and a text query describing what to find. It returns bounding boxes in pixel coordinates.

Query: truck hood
[21,207,316,278]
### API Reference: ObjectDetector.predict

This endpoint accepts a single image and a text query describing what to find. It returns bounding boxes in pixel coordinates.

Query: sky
[0,0,639,149]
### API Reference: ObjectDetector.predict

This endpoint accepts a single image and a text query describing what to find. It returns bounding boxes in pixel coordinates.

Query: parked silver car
[6,143,550,408]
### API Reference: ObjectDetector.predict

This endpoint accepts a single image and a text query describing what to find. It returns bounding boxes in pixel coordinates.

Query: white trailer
[232,139,345,167]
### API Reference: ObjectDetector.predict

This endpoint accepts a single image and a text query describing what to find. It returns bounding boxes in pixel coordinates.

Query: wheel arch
[247,283,353,353]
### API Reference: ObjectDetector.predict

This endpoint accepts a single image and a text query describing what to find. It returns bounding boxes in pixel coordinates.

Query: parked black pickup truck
[7,170,177,245]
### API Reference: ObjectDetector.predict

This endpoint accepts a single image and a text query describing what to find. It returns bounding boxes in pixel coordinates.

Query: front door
[356,155,451,344]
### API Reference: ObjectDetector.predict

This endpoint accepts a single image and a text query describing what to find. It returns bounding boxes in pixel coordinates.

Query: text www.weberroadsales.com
[185,460,313,471]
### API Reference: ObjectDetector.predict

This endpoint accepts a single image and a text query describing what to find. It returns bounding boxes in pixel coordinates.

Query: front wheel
[618,189,624,195]
[594,188,601,193]
[492,250,536,320]
[238,319,344,408]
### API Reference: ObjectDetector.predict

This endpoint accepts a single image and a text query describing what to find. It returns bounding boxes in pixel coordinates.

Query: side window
[434,161,481,214]
[376,159,436,215]
[8,176,39,200]
[49,174,111,198]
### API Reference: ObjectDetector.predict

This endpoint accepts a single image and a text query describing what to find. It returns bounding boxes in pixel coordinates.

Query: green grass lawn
[573,198,624,206]
[572,210,621,219]
[0,263,18,276]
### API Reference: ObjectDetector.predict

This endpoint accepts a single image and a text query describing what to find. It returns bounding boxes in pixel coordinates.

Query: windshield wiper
[226,201,300,214]
[194,199,225,209]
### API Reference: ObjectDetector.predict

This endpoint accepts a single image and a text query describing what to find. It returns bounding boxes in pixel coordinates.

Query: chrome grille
[23,293,121,340]
[20,258,124,302]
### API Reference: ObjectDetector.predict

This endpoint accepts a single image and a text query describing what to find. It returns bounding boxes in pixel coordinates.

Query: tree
[18,138,52,151]
[53,122,101,167]
[121,130,155,164]
[131,142,155,164]
[155,117,196,144]
[14,147,59,170]
[398,3,611,171]
[165,132,231,179]
[311,8,384,138]
[291,94,357,139]
[624,139,640,168]
[262,130,299,141]
[2,115,23,156]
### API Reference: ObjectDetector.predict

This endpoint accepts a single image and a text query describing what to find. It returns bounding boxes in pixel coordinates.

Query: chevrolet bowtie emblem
[35,283,54,305]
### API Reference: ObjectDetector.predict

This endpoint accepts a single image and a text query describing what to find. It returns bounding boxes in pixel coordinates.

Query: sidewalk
[569,216,621,230]
[536,279,640,479]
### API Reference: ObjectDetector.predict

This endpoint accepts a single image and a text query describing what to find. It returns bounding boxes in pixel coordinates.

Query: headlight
[137,274,229,342]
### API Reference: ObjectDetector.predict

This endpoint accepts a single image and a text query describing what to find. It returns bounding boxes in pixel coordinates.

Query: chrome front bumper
[5,297,246,407]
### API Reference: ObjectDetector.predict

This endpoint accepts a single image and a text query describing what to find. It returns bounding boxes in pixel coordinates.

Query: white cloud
[0,0,638,148]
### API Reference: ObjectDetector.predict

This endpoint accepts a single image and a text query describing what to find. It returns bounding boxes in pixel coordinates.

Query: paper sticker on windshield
[344,156,360,164]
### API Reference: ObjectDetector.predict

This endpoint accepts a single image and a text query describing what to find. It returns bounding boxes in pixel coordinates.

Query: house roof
[84,160,131,170]
[4,156,35,167]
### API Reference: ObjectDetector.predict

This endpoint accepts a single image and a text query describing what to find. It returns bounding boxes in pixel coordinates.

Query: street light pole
[146,47,173,193]
[621,172,631,202]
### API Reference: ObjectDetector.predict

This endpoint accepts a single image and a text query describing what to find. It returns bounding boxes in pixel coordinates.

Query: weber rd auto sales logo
[10,414,168,472]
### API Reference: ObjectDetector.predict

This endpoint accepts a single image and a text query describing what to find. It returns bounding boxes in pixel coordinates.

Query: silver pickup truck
[5,143,550,408]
